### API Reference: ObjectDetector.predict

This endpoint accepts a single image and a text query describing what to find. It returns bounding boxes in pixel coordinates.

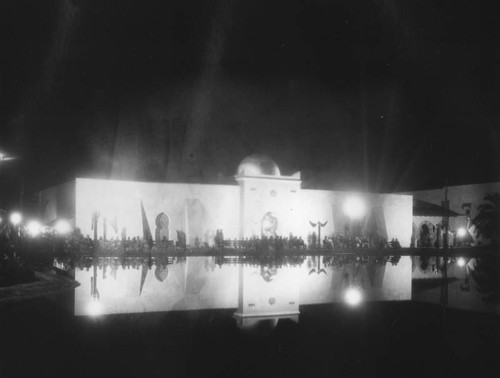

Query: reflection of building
[41,154,413,246]
[233,264,300,330]
[74,256,412,316]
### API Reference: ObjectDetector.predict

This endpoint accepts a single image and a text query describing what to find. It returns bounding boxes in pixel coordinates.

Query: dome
[154,266,169,282]
[236,154,281,177]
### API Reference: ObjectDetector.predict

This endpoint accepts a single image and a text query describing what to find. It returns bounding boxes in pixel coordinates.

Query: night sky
[1,0,499,211]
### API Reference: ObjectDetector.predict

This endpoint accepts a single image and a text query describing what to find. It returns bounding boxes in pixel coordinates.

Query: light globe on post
[55,219,71,235]
[87,299,102,317]
[456,257,466,267]
[27,220,42,237]
[456,227,467,247]
[457,227,466,238]
[344,287,363,306]
[343,196,366,219]
[10,212,22,226]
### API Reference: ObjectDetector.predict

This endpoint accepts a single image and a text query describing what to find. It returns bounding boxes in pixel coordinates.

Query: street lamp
[456,257,466,267]
[456,227,467,247]
[9,212,22,225]
[27,220,42,237]
[344,287,363,306]
[88,261,101,316]
[55,219,71,234]
[457,227,466,238]
[308,256,327,275]
[309,220,328,248]
[87,300,102,316]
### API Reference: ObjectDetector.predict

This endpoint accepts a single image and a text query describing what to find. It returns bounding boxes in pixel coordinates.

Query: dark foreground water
[1,254,499,378]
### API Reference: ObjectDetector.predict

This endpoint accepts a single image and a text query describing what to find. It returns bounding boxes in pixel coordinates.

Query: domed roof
[154,265,169,282]
[236,154,281,177]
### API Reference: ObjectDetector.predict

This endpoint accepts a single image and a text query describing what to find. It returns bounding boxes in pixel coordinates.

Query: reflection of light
[457,257,466,267]
[87,300,102,316]
[344,287,363,306]
[55,219,71,234]
[343,196,366,219]
[457,227,466,238]
[10,212,22,225]
[27,220,42,237]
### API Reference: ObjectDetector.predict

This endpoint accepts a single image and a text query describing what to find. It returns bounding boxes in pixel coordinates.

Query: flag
[111,216,118,234]
[140,200,153,244]
[176,230,186,248]
[139,261,149,296]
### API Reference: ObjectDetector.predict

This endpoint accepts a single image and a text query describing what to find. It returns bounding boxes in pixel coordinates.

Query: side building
[402,182,500,247]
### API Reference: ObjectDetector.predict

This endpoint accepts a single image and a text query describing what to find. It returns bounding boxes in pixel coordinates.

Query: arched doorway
[261,212,278,237]
[417,221,434,248]
[155,213,170,242]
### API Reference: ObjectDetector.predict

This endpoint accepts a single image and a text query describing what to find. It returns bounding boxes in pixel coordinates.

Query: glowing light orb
[344,287,363,306]
[55,219,71,234]
[457,227,467,238]
[9,212,22,225]
[343,196,366,219]
[457,257,466,267]
[87,301,102,316]
[27,220,42,237]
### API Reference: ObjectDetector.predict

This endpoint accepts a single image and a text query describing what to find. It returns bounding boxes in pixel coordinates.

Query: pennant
[140,200,153,244]
[176,230,186,248]
[139,261,148,296]
[111,216,118,234]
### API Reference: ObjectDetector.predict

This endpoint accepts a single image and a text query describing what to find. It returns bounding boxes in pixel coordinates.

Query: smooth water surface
[1,254,499,378]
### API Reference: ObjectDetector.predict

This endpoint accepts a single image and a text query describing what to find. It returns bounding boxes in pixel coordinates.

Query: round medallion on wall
[269,297,276,305]
[270,190,277,197]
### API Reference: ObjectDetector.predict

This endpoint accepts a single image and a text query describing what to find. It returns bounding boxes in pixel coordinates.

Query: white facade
[43,155,413,246]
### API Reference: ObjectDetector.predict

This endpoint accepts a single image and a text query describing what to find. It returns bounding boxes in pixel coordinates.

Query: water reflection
[53,252,499,328]
[64,255,411,322]
[412,255,500,313]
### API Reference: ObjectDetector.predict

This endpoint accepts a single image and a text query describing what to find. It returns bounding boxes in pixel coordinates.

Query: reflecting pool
[1,253,499,378]
[71,255,412,318]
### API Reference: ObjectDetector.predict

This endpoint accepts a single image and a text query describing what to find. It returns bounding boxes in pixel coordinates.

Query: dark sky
[1,0,499,211]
